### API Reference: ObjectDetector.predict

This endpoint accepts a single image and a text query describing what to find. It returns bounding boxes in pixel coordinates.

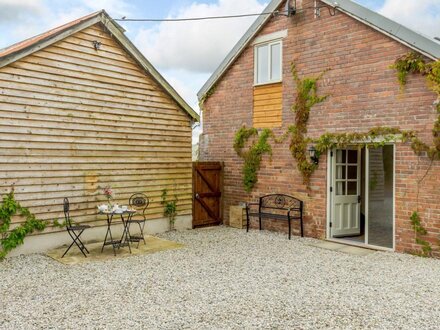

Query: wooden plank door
[192,162,223,228]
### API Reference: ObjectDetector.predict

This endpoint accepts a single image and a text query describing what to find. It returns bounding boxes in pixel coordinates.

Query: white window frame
[254,39,283,86]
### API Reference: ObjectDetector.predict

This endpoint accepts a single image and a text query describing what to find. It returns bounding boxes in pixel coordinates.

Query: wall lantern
[308,146,319,165]
[92,40,102,51]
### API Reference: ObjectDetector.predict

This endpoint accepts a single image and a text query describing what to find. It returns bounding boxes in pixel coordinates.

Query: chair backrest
[260,194,302,211]
[63,197,73,227]
[129,193,149,219]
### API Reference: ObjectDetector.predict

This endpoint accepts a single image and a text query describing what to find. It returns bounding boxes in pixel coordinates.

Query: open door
[331,148,361,237]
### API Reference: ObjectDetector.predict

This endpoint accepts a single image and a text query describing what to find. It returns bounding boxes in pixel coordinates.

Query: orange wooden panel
[253,82,282,128]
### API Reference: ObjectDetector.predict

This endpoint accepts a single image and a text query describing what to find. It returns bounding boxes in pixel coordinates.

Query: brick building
[198,0,440,255]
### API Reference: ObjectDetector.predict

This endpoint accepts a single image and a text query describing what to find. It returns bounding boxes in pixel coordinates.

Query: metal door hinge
[330,187,333,192]
[329,222,332,228]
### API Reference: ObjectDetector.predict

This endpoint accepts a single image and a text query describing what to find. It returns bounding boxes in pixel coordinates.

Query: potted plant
[161,189,178,231]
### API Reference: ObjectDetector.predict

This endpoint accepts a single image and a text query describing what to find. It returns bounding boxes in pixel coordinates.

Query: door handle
[195,193,200,199]
[358,195,361,203]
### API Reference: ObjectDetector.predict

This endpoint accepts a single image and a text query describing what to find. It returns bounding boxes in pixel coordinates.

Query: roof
[198,0,440,100]
[0,10,199,122]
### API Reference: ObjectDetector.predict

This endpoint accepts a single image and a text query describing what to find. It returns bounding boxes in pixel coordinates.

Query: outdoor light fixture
[308,146,319,165]
[92,40,102,50]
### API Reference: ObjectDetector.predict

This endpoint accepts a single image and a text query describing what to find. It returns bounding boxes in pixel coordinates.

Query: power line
[113,4,340,23]
[114,10,288,22]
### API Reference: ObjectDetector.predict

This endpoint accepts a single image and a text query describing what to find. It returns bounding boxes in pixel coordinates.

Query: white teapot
[98,204,108,212]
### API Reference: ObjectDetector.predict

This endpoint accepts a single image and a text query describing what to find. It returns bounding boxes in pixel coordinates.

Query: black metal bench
[245,194,303,239]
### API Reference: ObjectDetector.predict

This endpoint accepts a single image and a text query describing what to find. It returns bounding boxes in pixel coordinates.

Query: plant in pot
[161,189,178,231]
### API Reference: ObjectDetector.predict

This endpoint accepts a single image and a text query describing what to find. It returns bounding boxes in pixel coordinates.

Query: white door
[331,148,361,237]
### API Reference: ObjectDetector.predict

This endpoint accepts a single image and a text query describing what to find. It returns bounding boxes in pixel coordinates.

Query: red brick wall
[200,0,439,255]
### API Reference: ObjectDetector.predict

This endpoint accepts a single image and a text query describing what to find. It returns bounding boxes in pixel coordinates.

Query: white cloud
[134,0,267,73]
[160,68,210,109]
[79,0,132,17]
[0,0,46,22]
[0,0,134,46]
[378,0,440,39]
[47,0,133,30]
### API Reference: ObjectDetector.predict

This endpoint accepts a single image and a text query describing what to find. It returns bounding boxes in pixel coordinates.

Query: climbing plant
[230,54,440,256]
[161,188,178,230]
[313,127,414,152]
[410,211,432,257]
[390,53,440,256]
[391,52,440,161]
[233,126,275,192]
[288,63,330,184]
[391,52,427,87]
[198,83,218,112]
[0,190,47,260]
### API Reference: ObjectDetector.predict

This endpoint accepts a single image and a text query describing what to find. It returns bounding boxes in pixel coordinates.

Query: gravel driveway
[1,227,440,329]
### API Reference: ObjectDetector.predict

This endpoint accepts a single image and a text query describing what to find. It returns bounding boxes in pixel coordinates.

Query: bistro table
[100,209,136,256]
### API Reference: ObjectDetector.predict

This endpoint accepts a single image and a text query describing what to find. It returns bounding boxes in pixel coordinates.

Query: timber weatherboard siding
[0,23,192,233]
[253,83,283,128]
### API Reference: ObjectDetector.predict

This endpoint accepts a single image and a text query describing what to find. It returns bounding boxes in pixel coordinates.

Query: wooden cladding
[0,23,193,233]
[253,82,282,128]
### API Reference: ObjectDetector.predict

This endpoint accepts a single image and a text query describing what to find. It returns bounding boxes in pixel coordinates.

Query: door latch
[357,195,361,203]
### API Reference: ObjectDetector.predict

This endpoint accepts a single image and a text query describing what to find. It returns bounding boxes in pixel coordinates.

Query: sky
[0,0,439,141]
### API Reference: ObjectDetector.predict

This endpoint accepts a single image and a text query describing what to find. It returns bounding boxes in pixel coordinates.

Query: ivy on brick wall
[232,54,439,256]
[391,53,440,256]
[199,83,218,112]
[288,63,329,185]
[391,52,440,160]
[233,127,274,192]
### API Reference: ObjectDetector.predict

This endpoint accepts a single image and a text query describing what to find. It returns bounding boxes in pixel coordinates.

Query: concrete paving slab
[310,240,376,256]
[312,241,347,251]
[338,245,376,256]
[46,235,184,265]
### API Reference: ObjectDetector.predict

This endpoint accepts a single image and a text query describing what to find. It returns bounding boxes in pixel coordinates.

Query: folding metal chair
[61,197,90,258]
[127,193,149,247]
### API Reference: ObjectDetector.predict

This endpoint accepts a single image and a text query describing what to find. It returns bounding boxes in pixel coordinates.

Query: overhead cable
[114,5,339,23]
[114,10,287,22]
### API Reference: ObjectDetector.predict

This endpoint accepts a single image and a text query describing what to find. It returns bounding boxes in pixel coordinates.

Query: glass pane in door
[367,145,394,248]
[336,150,346,163]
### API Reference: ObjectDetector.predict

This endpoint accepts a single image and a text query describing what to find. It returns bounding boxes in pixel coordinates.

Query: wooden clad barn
[0,10,199,253]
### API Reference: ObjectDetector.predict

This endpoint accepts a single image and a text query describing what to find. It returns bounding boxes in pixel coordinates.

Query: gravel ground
[1,226,440,329]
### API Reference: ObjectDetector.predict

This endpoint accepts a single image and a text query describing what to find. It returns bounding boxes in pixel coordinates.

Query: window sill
[253,80,282,87]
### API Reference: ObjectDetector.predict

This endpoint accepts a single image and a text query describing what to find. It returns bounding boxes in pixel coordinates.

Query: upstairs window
[255,40,282,85]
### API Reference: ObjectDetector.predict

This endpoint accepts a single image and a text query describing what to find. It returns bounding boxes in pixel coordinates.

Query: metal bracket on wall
[314,0,338,18]
[278,0,297,17]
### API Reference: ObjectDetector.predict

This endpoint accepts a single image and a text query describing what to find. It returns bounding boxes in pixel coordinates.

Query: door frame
[326,144,396,251]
